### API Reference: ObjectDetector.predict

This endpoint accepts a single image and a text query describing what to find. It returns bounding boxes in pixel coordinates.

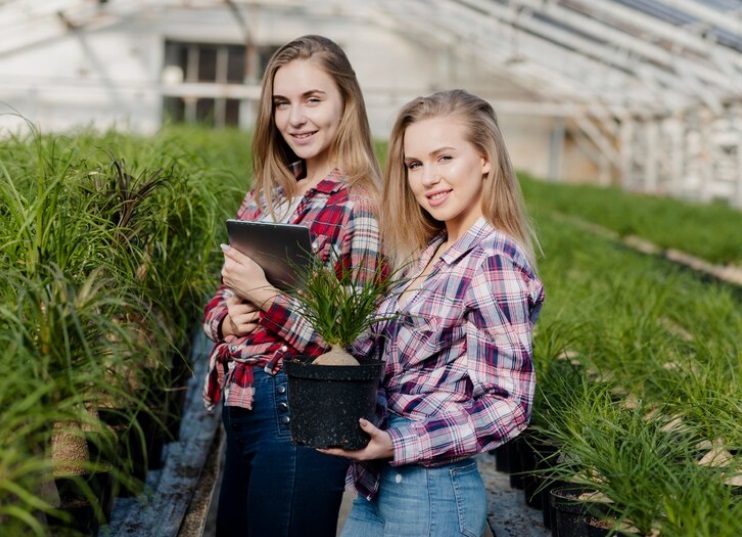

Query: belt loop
[264,345,289,375]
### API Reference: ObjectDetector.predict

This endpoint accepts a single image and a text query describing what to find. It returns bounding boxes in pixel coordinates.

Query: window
[161,40,276,128]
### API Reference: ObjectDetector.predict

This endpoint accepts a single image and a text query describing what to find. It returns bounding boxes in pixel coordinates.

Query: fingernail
[220,243,230,252]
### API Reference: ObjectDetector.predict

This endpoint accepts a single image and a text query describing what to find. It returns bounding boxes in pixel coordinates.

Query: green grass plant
[520,173,742,267]
[530,203,742,535]
[288,253,398,363]
[0,123,251,533]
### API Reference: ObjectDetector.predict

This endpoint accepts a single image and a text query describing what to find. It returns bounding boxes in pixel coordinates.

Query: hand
[220,244,278,307]
[318,418,394,461]
[223,294,260,338]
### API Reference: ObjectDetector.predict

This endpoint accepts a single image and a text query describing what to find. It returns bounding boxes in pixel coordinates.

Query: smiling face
[403,116,491,240]
[272,59,344,177]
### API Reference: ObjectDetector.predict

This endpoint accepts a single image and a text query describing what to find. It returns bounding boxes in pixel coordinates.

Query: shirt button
[281,416,290,424]
[278,402,289,412]
[277,385,286,394]
[281,345,288,352]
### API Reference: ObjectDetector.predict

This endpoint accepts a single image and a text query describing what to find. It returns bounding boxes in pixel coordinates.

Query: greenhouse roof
[358,0,742,118]
[2,0,741,118]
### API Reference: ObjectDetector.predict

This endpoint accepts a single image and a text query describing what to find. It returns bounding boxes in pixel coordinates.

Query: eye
[273,99,289,110]
[405,161,421,171]
[438,154,453,163]
[306,96,322,105]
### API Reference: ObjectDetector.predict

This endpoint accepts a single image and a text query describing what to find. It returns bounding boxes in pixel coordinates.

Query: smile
[427,189,451,206]
[291,131,317,140]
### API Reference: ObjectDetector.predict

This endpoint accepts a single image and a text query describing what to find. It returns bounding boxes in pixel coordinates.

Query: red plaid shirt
[201,169,383,411]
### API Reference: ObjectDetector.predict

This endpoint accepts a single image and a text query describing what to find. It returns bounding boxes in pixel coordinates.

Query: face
[403,116,491,237]
[272,59,344,173]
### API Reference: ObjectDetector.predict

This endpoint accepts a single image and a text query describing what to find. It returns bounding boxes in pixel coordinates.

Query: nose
[288,103,306,126]
[421,164,440,187]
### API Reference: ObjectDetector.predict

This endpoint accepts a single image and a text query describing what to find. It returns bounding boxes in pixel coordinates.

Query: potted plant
[283,255,396,450]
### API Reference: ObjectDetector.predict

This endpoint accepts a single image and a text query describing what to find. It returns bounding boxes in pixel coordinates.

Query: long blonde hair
[382,89,538,269]
[251,35,380,210]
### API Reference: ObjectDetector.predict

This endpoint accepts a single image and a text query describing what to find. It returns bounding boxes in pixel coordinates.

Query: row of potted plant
[0,124,250,535]
[512,206,742,536]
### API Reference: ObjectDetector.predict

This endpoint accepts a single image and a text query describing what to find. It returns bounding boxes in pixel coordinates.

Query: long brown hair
[251,35,380,210]
[382,89,538,269]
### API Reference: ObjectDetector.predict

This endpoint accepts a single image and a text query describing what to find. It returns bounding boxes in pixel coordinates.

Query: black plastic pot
[96,407,154,497]
[549,484,610,537]
[541,477,571,531]
[523,436,560,511]
[492,441,511,473]
[508,435,527,489]
[284,355,383,450]
[47,470,113,535]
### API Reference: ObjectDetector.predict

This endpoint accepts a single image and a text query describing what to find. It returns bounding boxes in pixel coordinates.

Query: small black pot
[47,470,114,535]
[492,441,511,473]
[549,484,611,537]
[508,435,527,489]
[541,477,571,531]
[523,435,560,511]
[284,355,383,450]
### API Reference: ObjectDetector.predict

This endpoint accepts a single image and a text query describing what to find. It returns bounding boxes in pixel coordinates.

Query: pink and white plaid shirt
[348,217,545,500]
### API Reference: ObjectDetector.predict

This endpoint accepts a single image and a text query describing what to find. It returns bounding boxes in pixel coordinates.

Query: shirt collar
[312,168,344,195]
[273,168,344,201]
[437,216,492,264]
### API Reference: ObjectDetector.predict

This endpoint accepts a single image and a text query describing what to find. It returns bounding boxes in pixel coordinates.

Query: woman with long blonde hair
[323,89,545,537]
[202,35,384,537]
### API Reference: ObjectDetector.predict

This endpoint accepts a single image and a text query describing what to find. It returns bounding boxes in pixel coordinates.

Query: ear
[481,156,491,177]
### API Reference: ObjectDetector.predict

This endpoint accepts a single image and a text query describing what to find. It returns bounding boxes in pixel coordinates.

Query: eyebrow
[405,146,457,160]
[273,89,327,100]
[430,146,456,155]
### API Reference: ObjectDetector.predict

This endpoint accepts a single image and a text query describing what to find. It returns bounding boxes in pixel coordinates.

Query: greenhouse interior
[1,0,741,536]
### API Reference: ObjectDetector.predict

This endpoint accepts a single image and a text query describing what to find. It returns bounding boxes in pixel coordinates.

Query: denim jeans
[216,368,349,537]
[341,458,486,537]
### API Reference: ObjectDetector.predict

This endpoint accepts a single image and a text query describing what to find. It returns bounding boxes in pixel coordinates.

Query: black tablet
[225,219,314,290]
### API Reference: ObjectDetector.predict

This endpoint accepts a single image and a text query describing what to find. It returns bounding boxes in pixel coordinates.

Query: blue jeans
[341,458,486,537]
[216,368,349,537]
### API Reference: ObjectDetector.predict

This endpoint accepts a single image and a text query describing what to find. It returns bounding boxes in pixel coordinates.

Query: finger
[231,320,259,337]
[318,447,355,458]
[221,243,252,264]
[233,304,260,316]
[358,418,378,434]
[232,314,260,328]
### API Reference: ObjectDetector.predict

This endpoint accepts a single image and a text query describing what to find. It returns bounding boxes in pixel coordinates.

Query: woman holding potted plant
[201,35,384,537]
[321,89,545,536]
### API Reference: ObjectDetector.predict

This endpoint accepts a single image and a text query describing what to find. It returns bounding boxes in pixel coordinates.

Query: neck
[297,164,335,194]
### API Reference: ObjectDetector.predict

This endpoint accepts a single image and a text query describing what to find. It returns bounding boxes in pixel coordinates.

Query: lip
[290,131,317,144]
[426,189,451,207]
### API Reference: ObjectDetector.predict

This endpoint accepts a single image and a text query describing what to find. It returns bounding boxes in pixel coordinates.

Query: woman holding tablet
[201,35,384,537]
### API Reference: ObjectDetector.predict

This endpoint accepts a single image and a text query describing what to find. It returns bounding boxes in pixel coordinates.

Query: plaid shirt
[201,170,383,411]
[348,217,545,500]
